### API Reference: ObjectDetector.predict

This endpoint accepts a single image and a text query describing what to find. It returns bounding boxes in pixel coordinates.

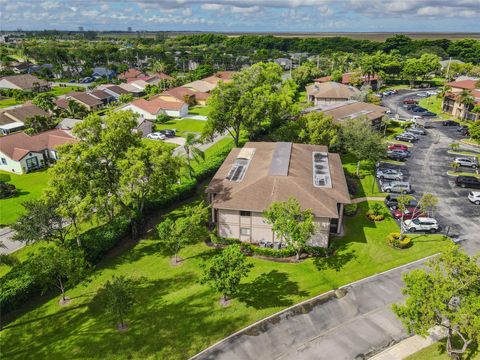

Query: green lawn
[156,119,206,137]
[418,97,451,120]
[189,105,210,117]
[0,201,448,360]
[0,98,21,108]
[0,169,51,226]
[48,86,84,97]
[341,154,386,198]
[406,340,479,360]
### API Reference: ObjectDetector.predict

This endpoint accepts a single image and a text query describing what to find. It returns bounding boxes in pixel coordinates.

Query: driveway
[190,96,480,360]
[0,227,24,255]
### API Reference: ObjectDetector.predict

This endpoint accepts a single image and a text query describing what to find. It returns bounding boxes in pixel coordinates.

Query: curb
[189,253,440,360]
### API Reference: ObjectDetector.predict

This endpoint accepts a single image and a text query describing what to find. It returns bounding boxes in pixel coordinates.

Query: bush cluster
[209,233,330,258]
[386,232,413,249]
[0,181,17,199]
[344,203,358,216]
[366,210,385,222]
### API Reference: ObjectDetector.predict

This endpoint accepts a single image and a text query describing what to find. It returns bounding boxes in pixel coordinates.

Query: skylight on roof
[226,148,255,182]
[312,151,332,188]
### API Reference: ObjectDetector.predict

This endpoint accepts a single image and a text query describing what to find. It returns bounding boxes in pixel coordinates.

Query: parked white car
[381,181,411,194]
[416,92,428,98]
[146,132,166,140]
[403,217,439,233]
[426,90,438,96]
[468,191,480,205]
[453,157,478,169]
[376,169,404,181]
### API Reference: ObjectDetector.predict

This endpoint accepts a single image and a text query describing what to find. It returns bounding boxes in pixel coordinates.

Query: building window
[240,211,251,217]
[1,158,6,165]
[240,228,251,236]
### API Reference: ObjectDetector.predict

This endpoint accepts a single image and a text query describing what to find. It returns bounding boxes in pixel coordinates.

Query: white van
[381,181,412,194]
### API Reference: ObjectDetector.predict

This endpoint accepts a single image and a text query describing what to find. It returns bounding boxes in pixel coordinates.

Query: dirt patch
[58,297,72,306]
[170,257,184,266]
[219,297,231,307]
[117,323,129,332]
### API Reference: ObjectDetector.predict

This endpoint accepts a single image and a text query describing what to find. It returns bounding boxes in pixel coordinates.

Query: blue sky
[1,0,479,32]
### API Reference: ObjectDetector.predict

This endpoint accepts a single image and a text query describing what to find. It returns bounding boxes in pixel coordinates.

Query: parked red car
[392,207,426,220]
[403,98,418,105]
[388,144,409,151]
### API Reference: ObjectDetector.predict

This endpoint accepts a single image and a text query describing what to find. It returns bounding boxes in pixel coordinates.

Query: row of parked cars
[146,129,176,140]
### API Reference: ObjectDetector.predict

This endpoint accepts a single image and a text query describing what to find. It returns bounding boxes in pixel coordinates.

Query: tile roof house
[306,81,361,106]
[118,68,146,81]
[0,129,76,174]
[119,97,188,119]
[67,92,104,111]
[314,72,380,89]
[102,85,130,98]
[0,74,50,91]
[0,104,49,135]
[442,79,480,121]
[89,90,116,105]
[302,100,388,127]
[206,142,351,247]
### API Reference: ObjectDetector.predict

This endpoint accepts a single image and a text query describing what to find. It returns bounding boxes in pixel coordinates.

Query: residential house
[67,92,104,111]
[302,100,388,127]
[156,86,209,106]
[314,72,380,90]
[0,104,49,135]
[442,80,480,121]
[182,80,217,93]
[306,81,361,106]
[56,118,83,133]
[89,90,116,105]
[273,58,293,70]
[206,142,351,247]
[101,85,131,99]
[0,74,50,92]
[120,97,188,119]
[0,129,76,174]
[118,68,146,81]
[92,67,116,79]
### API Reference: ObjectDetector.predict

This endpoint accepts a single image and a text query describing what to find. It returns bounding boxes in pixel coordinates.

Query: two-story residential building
[206,142,351,248]
[0,74,50,92]
[442,80,480,121]
[306,81,361,106]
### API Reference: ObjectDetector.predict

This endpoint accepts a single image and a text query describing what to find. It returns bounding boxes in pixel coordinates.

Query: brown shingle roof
[105,85,129,95]
[131,98,185,114]
[0,129,76,161]
[305,101,387,122]
[118,68,145,80]
[206,142,350,218]
[0,74,49,90]
[68,92,103,107]
[446,80,478,91]
[2,104,49,122]
[306,81,360,100]
[90,90,113,100]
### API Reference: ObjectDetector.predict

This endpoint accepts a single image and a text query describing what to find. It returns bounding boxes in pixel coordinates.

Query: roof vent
[226,148,255,182]
[312,151,332,188]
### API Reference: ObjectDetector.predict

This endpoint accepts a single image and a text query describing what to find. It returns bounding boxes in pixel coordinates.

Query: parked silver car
[381,181,411,194]
[453,157,478,169]
[376,168,404,181]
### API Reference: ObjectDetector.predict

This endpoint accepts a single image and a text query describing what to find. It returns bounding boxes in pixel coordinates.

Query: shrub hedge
[386,232,413,249]
[344,203,358,216]
[1,141,235,315]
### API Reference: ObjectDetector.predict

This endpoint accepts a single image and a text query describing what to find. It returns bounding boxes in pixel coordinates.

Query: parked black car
[456,125,469,133]
[384,194,418,210]
[455,176,480,189]
[443,120,460,126]
[158,129,176,137]
[421,111,437,117]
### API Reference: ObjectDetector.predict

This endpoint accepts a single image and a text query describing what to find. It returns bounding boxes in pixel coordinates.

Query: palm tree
[183,133,204,179]
[151,60,167,90]
[437,85,452,99]
[457,89,475,120]
[63,99,88,119]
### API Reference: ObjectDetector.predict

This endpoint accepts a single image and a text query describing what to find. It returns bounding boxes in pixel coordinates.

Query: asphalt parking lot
[381,92,480,254]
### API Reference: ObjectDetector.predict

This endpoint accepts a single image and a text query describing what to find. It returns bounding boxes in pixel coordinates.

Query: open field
[0,201,448,360]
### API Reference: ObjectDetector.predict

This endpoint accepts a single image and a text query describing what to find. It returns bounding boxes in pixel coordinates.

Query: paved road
[191,93,480,360]
[0,227,24,255]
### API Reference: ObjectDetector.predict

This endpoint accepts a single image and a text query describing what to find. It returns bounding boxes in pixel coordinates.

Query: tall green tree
[263,197,315,260]
[29,246,89,304]
[457,89,474,120]
[291,62,321,88]
[201,245,253,303]
[470,121,480,143]
[32,92,56,113]
[182,133,204,179]
[393,245,480,359]
[96,275,137,330]
[23,115,57,134]
[341,118,385,176]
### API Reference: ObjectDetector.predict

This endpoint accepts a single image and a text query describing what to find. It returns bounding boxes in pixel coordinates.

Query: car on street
[468,191,480,205]
[158,129,176,137]
[395,133,417,143]
[443,120,460,126]
[381,181,411,194]
[388,144,409,151]
[392,207,426,220]
[403,98,418,105]
[455,176,480,189]
[420,111,436,117]
[146,132,166,140]
[416,92,428,98]
[453,157,478,168]
[456,125,469,133]
[411,106,428,113]
[385,194,417,209]
[403,217,439,233]
[426,90,438,96]
[387,149,410,158]
[376,168,404,181]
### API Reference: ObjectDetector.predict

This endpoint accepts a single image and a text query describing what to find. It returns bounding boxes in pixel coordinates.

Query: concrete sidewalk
[370,327,445,360]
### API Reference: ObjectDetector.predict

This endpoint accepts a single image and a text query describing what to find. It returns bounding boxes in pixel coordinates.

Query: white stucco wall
[0,79,21,90]
[0,151,44,174]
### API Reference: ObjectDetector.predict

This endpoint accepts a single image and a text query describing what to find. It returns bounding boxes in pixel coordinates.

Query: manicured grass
[447,171,480,179]
[0,201,448,360]
[0,98,21,108]
[341,154,386,198]
[48,86,84,97]
[156,119,206,137]
[405,340,479,360]
[0,242,45,277]
[418,97,451,120]
[0,169,51,226]
[447,150,480,161]
[189,105,210,117]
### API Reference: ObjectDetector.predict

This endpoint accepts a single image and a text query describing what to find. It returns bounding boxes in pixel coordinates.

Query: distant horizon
[1,1,479,33]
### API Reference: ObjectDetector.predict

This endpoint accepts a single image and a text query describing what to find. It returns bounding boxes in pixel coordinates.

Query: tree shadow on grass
[313,249,357,272]
[237,270,308,310]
